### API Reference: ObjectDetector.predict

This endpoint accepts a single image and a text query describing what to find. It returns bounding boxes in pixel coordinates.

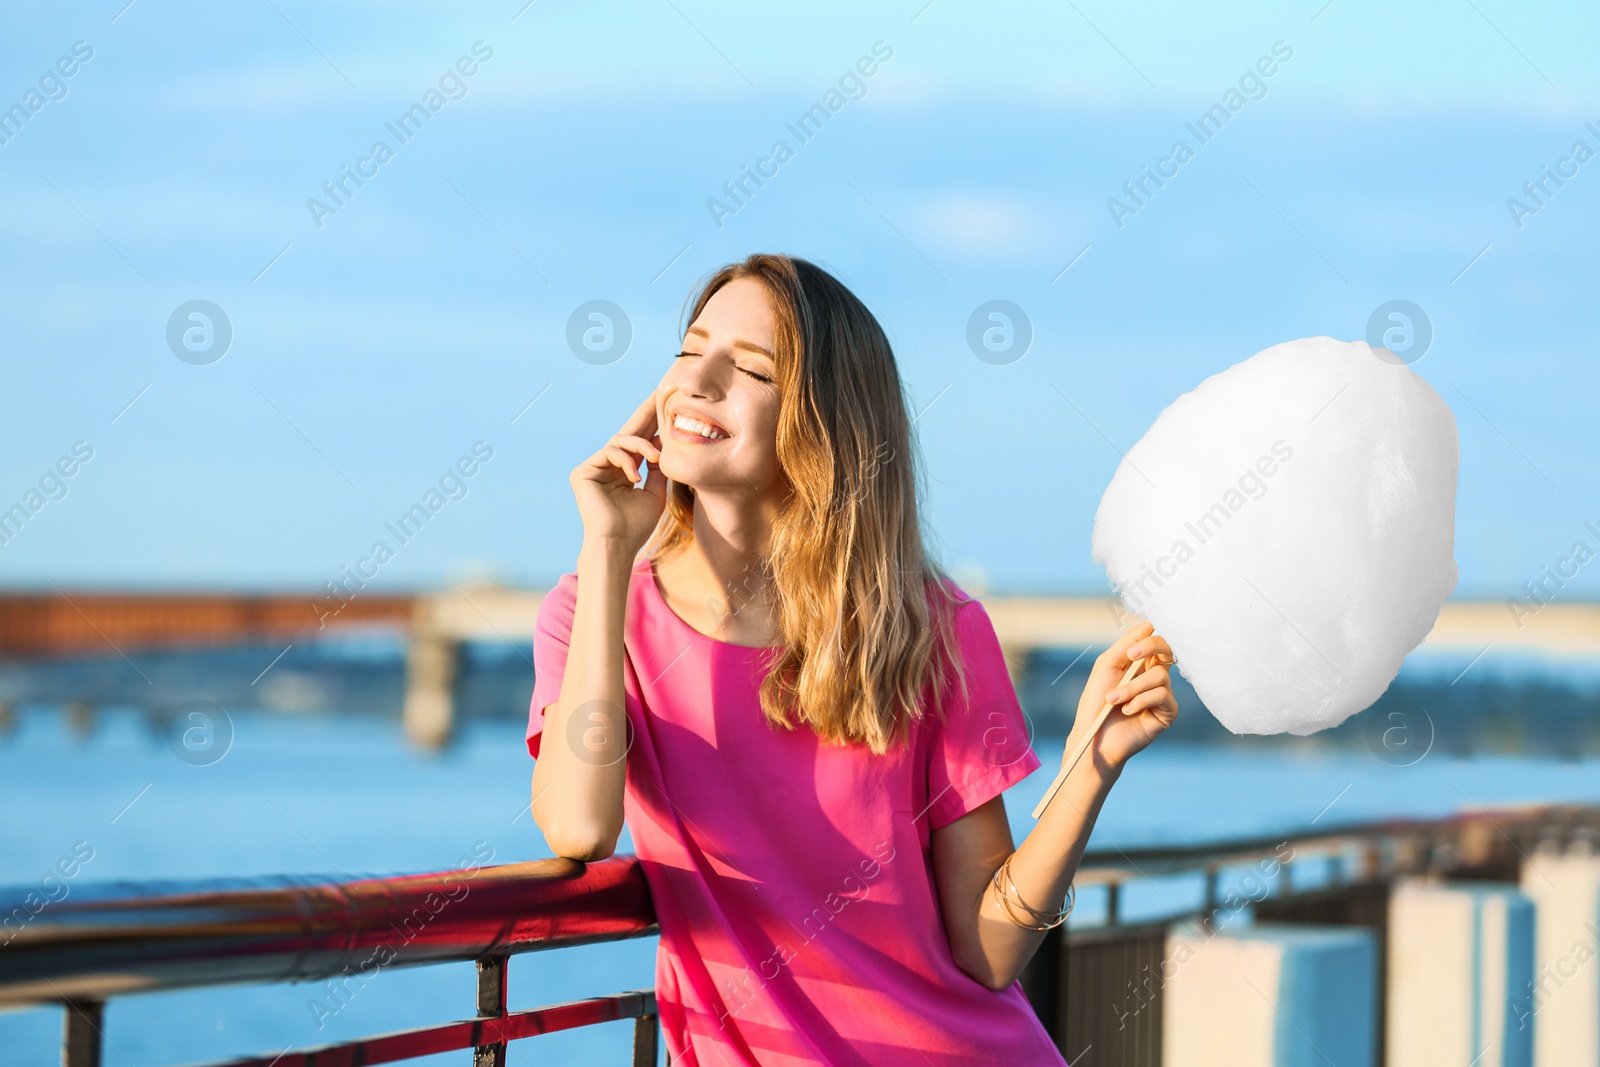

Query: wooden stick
[1031,654,1153,820]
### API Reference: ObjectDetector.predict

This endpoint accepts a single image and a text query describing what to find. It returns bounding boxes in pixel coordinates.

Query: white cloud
[912,191,1048,256]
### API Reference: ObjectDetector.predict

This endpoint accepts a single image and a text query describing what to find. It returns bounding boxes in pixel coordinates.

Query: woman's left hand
[1073,620,1180,773]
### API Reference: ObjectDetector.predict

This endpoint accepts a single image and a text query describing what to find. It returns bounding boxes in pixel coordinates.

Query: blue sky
[1,0,1596,597]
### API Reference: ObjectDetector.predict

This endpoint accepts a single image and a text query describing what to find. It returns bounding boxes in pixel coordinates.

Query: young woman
[526,254,1179,1065]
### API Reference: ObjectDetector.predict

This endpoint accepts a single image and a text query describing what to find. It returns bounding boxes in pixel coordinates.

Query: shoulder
[533,571,579,645]
[535,558,657,638]
[916,577,1013,722]
[933,574,974,603]
[537,569,580,616]
[930,576,998,645]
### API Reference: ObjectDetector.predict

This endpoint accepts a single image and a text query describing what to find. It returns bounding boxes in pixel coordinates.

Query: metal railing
[0,856,659,1067]
[1018,802,1600,1066]
[4,804,1598,1067]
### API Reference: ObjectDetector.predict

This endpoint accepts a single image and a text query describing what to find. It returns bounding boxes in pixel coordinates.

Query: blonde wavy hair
[646,254,967,755]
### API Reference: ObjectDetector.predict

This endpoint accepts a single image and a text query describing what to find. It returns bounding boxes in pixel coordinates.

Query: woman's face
[654,277,783,497]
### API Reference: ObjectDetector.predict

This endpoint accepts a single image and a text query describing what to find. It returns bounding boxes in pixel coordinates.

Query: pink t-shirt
[527,558,1065,1066]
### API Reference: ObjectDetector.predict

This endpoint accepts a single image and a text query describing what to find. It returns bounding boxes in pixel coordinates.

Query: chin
[657,454,711,489]
[660,453,771,495]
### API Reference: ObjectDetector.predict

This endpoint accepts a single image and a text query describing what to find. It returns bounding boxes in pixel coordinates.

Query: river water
[2,700,1598,1065]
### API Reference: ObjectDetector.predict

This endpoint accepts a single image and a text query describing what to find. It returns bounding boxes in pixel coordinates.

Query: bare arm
[530,541,638,860]
[933,623,1178,990]
[530,395,664,862]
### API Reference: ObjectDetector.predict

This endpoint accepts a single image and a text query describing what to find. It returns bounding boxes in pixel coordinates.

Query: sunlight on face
[655,277,782,496]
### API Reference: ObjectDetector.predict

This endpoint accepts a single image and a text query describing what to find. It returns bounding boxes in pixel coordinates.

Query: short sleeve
[924,596,1042,830]
[527,572,580,759]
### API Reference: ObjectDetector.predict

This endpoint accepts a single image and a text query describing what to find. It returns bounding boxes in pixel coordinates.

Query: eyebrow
[685,325,774,360]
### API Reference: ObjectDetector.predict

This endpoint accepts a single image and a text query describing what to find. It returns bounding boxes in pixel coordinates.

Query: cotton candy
[1091,337,1459,735]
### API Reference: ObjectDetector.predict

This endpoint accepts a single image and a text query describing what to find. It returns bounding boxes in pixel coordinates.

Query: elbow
[951,944,1017,992]
[987,971,1021,992]
[551,835,618,863]
[975,967,1019,993]
[538,814,623,863]
[528,778,623,862]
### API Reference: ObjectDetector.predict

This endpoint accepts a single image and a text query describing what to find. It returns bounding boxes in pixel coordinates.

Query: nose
[675,351,728,400]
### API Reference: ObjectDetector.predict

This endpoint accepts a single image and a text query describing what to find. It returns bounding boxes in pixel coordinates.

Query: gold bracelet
[993,856,1073,930]
[990,854,1075,931]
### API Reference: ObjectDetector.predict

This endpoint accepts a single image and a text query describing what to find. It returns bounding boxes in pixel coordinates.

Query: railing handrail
[1075,800,1600,877]
[0,855,655,1009]
[6,805,1592,1067]
[4,803,1596,1013]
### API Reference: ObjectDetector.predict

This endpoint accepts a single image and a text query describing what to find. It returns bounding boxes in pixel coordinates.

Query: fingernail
[1128,645,1142,657]
[1107,689,1122,703]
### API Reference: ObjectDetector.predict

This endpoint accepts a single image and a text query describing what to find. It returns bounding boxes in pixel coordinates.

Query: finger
[1100,620,1152,662]
[610,434,663,462]
[1142,691,1179,727]
[1120,686,1176,718]
[575,444,624,478]
[1102,620,1155,670]
[1127,631,1174,664]
[618,393,659,439]
[602,444,642,484]
[639,459,668,504]
[1106,665,1170,706]
[591,434,660,476]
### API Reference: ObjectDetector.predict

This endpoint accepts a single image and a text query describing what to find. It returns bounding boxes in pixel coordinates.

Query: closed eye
[675,349,774,385]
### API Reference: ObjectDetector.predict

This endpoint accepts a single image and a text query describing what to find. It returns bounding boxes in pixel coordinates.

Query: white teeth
[673,413,726,440]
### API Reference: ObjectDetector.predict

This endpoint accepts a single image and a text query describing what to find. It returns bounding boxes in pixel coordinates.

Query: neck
[688,489,776,593]
[654,487,781,642]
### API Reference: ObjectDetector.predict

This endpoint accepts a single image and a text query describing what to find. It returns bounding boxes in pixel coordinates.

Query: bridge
[1,587,1595,747]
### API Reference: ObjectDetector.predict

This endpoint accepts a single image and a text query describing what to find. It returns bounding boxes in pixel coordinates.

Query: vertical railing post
[1360,839,1383,881]
[474,955,508,1067]
[632,991,659,1067]
[1019,925,1063,1039]
[62,999,103,1067]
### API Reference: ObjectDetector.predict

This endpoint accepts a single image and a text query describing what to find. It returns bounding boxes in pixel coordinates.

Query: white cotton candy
[1091,336,1459,735]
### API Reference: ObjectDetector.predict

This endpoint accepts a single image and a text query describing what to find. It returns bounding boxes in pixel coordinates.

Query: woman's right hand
[570,392,666,552]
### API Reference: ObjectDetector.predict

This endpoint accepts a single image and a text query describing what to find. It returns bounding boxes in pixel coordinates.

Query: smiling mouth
[671,412,729,441]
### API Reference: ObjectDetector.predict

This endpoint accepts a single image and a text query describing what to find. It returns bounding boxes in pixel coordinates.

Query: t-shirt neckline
[642,555,785,652]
